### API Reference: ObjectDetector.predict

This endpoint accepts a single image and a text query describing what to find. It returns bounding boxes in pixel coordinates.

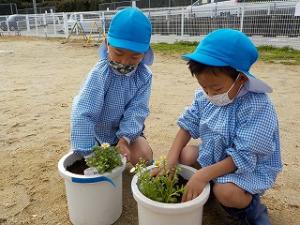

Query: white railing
[0,1,300,49]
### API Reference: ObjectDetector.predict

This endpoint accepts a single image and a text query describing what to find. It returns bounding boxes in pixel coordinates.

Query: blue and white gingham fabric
[71,57,152,156]
[178,89,282,194]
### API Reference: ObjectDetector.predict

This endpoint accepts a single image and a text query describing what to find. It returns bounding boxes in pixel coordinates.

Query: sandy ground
[0,37,300,225]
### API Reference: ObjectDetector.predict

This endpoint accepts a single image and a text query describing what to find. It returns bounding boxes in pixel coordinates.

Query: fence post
[51,9,57,35]
[63,13,69,38]
[166,14,170,35]
[101,12,106,34]
[6,16,10,32]
[240,6,244,32]
[34,15,38,35]
[26,15,30,32]
[181,8,184,38]
[43,13,47,38]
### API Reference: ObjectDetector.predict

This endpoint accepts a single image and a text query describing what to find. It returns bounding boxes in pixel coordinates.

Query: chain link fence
[0,1,299,49]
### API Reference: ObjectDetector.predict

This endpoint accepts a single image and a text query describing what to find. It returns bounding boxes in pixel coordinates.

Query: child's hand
[150,160,176,178]
[117,138,131,162]
[181,170,208,202]
[150,166,161,177]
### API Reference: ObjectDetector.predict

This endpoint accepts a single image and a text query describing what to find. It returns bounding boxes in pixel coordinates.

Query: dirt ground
[0,37,299,225]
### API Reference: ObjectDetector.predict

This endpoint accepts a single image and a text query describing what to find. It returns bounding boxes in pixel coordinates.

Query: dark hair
[187,60,239,80]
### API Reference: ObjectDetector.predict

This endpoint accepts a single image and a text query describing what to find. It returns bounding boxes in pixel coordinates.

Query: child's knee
[142,146,153,162]
[213,183,240,206]
[178,145,198,166]
[213,183,251,208]
[130,138,153,165]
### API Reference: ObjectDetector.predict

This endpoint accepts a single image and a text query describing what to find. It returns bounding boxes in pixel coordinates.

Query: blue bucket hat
[182,29,272,93]
[108,7,152,54]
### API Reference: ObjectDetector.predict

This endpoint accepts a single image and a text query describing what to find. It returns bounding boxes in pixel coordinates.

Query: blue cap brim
[108,36,149,54]
[182,52,228,67]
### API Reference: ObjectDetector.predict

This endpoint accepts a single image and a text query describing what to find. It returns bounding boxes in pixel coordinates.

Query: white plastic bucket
[131,164,210,225]
[58,152,126,225]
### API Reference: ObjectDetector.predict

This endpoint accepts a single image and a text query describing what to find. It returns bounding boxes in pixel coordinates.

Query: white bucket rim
[131,164,210,213]
[58,152,126,184]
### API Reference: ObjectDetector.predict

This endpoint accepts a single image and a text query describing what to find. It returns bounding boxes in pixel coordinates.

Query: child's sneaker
[244,194,271,225]
[221,194,271,225]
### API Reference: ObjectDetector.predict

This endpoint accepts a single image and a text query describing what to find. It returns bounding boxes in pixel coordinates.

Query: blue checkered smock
[178,89,282,194]
[71,58,152,156]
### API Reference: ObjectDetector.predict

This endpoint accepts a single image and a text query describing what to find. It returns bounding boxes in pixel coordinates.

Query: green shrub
[132,157,185,203]
[85,143,122,174]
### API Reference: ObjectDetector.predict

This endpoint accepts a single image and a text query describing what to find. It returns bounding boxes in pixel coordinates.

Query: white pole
[6,16,10,32]
[166,14,169,35]
[240,6,244,32]
[26,15,30,32]
[51,9,57,35]
[33,0,37,14]
[34,15,38,35]
[132,1,136,7]
[63,13,69,38]
[15,3,18,14]
[43,13,47,38]
[101,11,106,34]
[10,3,13,14]
[181,8,184,38]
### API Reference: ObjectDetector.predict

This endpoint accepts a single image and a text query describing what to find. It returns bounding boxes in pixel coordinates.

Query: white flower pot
[58,152,126,225]
[131,164,210,225]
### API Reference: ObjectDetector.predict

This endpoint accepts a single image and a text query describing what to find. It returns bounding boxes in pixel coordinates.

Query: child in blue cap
[71,7,153,165]
[156,29,282,224]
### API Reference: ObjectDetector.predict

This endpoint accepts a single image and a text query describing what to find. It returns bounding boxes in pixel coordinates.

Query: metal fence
[98,0,199,11]
[1,1,300,49]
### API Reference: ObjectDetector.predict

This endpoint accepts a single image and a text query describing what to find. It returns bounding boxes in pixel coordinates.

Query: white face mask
[204,75,241,106]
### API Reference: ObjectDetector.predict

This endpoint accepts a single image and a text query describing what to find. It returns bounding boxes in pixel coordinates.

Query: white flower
[101,143,110,149]
[130,167,136,173]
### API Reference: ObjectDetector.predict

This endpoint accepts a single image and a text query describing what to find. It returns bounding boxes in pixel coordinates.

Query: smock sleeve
[71,62,108,155]
[177,90,205,139]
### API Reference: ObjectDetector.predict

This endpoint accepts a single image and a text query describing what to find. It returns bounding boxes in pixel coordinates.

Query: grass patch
[151,42,300,65]
[151,42,197,55]
[258,45,300,65]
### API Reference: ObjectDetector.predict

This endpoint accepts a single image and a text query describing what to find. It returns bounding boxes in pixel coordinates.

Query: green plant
[132,157,185,203]
[85,143,122,174]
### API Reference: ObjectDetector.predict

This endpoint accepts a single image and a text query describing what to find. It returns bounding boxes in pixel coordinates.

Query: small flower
[130,167,136,173]
[101,143,110,149]
[154,160,160,167]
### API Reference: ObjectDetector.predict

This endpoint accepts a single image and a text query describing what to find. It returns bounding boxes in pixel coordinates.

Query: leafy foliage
[85,143,122,174]
[133,157,185,203]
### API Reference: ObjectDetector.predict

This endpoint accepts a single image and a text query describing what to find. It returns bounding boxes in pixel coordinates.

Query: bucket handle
[71,176,116,187]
